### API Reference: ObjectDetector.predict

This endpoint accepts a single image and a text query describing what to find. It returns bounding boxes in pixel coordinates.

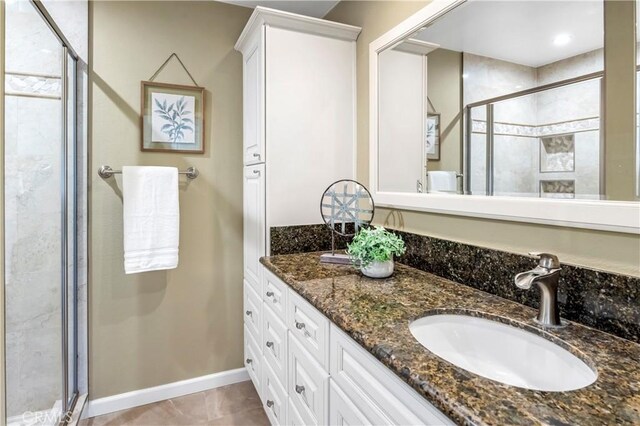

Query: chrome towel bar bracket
[98,165,199,180]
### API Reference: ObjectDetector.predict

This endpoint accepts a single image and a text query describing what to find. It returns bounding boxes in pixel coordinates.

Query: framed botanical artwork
[141,81,205,153]
[425,113,440,161]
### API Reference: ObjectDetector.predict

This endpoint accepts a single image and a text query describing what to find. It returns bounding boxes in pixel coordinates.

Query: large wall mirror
[370,0,640,233]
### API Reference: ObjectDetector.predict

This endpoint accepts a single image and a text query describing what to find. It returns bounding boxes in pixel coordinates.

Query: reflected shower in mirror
[377,0,640,202]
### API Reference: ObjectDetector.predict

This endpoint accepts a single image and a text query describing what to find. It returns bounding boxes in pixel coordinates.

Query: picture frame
[426,113,440,161]
[141,81,205,153]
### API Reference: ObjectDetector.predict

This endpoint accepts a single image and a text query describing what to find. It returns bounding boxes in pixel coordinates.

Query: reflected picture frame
[426,113,440,161]
[141,81,205,153]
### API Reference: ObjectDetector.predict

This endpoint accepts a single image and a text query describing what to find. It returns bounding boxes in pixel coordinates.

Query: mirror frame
[369,0,640,234]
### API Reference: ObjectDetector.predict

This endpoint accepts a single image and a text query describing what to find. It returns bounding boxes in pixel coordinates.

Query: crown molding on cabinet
[235,6,361,53]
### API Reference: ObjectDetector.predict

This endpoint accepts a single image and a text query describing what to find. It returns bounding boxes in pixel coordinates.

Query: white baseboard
[83,367,249,419]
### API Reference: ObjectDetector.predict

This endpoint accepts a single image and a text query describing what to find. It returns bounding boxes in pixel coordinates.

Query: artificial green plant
[347,226,406,268]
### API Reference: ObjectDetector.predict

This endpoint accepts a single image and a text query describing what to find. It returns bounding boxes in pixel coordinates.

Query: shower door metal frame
[3,0,82,421]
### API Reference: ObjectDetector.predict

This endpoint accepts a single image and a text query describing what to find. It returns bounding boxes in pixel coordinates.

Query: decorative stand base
[320,253,352,265]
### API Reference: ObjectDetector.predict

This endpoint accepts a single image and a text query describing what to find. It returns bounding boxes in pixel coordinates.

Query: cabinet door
[288,334,329,425]
[329,380,372,426]
[243,164,265,291]
[243,31,265,165]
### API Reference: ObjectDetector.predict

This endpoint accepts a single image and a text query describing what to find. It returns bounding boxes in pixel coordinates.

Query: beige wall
[90,1,251,398]
[604,0,637,201]
[325,1,640,277]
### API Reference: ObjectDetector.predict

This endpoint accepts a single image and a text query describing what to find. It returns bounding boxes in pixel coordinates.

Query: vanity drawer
[287,289,330,369]
[263,362,288,426]
[244,325,263,399]
[263,268,287,321]
[243,280,262,343]
[263,304,288,387]
[330,325,453,426]
[288,333,329,425]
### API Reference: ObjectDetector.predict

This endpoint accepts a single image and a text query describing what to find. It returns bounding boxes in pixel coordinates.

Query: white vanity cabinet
[254,266,455,426]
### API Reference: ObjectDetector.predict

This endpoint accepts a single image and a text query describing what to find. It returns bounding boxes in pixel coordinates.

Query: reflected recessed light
[462,73,469,79]
[515,85,523,89]
[553,34,572,46]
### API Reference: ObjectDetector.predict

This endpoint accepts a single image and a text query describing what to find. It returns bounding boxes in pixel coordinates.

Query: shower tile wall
[4,0,88,417]
[464,50,602,199]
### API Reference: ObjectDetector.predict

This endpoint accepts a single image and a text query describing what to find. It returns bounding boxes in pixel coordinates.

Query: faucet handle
[529,252,560,269]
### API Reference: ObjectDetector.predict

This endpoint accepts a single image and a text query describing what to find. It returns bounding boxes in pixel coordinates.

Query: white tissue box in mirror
[369,0,640,234]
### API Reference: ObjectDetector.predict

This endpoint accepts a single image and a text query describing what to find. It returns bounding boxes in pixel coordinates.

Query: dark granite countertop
[260,252,640,426]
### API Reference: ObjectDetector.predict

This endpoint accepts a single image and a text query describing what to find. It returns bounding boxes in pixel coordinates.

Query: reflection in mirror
[377,0,640,202]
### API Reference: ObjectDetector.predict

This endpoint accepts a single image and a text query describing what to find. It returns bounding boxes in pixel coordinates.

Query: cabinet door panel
[288,333,329,425]
[263,304,288,386]
[329,380,374,426]
[287,289,329,369]
[243,33,265,165]
[263,268,287,320]
[244,280,262,343]
[244,325,263,399]
[243,164,265,291]
[263,362,287,426]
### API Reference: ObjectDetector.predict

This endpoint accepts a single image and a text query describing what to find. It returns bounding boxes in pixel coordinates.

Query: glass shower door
[4,0,78,423]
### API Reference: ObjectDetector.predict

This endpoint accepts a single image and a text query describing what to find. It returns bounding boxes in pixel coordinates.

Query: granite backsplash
[269,224,640,343]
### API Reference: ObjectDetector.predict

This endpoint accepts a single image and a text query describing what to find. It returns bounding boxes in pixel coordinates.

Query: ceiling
[415,0,603,68]
[218,0,340,18]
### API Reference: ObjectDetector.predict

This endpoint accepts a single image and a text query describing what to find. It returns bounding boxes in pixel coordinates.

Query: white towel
[427,171,457,193]
[122,166,179,274]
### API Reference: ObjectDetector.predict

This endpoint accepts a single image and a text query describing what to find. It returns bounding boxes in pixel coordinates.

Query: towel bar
[98,165,199,180]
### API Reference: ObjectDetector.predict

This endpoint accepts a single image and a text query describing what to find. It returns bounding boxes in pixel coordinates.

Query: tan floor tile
[80,381,265,426]
[204,381,262,421]
[207,407,270,426]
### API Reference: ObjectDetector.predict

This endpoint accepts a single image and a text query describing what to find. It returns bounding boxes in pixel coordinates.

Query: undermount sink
[409,314,597,392]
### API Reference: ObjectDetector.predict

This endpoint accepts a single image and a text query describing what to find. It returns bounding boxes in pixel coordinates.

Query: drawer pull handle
[246,358,252,364]
[245,310,252,316]
[295,385,305,394]
[266,400,274,408]
[295,321,305,330]
[253,153,261,158]
[266,341,274,348]
[252,170,260,175]
[266,291,274,297]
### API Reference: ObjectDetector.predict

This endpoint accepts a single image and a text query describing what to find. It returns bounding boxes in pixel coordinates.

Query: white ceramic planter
[361,259,394,279]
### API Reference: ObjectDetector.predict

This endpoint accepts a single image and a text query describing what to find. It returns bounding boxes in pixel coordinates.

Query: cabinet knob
[266,341,274,348]
[246,358,252,364]
[245,310,252,316]
[295,385,305,394]
[295,321,305,330]
[266,291,274,297]
[266,400,274,408]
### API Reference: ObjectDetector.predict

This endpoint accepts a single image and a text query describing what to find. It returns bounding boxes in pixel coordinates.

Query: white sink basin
[409,314,597,392]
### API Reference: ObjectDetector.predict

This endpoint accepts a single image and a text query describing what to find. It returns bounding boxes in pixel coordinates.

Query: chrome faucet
[514,252,565,328]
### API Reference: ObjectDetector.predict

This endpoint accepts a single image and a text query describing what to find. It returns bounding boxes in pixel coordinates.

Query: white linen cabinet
[235,7,361,422]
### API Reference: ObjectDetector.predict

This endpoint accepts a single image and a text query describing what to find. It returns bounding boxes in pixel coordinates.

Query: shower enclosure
[465,74,603,200]
[3,0,87,424]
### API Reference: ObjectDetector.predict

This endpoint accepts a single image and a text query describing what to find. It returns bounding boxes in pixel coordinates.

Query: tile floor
[79,381,269,426]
